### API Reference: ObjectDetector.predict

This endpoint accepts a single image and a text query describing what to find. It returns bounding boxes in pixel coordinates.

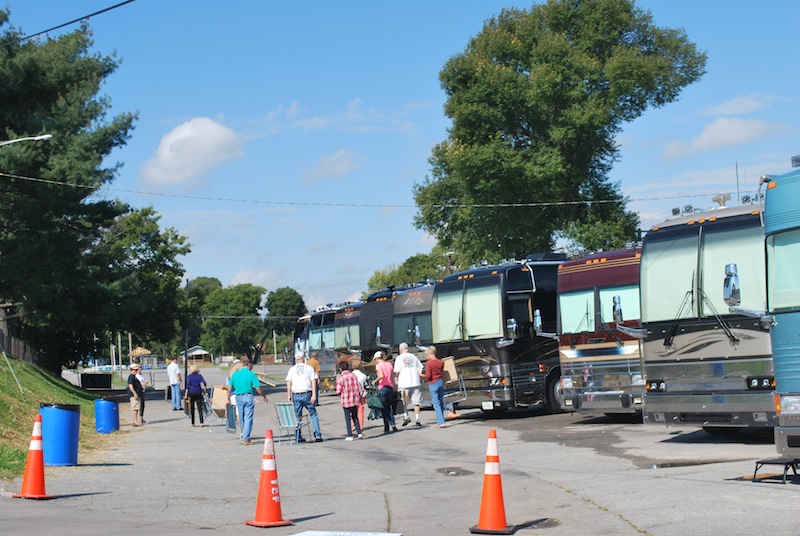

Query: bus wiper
[664,289,694,349]
[699,290,739,345]
[601,321,624,347]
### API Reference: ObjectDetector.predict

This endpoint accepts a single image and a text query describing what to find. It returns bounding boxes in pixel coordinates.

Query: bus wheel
[702,426,742,437]
[545,373,564,414]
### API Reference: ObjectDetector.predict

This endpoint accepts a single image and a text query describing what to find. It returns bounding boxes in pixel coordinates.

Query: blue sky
[4,1,799,311]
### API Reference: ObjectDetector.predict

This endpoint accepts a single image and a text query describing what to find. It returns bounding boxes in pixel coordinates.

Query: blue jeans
[236,393,255,441]
[379,386,396,429]
[343,406,362,437]
[170,383,182,410]
[292,392,321,440]
[428,380,446,425]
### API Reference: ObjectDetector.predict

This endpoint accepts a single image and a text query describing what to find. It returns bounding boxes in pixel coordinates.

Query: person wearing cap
[371,351,397,433]
[127,363,144,427]
[230,357,268,445]
[285,353,323,442]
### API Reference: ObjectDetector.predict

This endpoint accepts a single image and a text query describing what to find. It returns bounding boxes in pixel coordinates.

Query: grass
[0,354,122,480]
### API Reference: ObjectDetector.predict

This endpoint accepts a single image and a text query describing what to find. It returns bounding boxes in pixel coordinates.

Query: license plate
[481,401,494,411]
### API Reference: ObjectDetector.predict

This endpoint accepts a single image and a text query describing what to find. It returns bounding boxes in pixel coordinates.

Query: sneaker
[392,426,398,432]
[402,418,411,427]
[241,440,252,445]
[358,433,364,439]
[345,436,354,441]
[416,422,422,427]
[315,437,324,443]
[297,438,307,443]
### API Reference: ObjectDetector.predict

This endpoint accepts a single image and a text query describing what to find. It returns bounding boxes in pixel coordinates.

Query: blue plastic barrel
[94,398,119,434]
[39,403,81,466]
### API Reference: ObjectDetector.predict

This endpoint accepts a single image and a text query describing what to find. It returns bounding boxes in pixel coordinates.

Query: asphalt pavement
[2,364,800,535]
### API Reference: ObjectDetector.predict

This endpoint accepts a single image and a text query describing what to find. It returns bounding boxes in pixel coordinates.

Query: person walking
[336,361,365,440]
[127,363,144,427]
[351,359,368,429]
[285,353,323,442]
[185,365,208,427]
[230,357,268,445]
[394,342,424,427]
[167,357,182,411]
[307,351,322,404]
[371,351,397,433]
[135,367,148,424]
[423,346,447,428]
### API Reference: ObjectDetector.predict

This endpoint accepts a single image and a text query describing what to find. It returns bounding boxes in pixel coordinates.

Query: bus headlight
[778,395,800,415]
[746,376,775,390]
[646,380,666,393]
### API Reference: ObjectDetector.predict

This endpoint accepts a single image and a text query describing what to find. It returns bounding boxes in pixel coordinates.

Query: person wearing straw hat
[127,363,144,427]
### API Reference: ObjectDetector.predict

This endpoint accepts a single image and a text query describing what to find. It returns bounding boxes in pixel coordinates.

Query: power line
[0,170,741,209]
[1,0,137,48]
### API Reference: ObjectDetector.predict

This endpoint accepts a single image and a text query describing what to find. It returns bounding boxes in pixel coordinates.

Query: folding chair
[275,402,311,445]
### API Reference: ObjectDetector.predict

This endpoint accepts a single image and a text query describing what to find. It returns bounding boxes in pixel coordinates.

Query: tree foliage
[264,287,306,336]
[0,12,189,372]
[413,0,706,261]
[200,284,266,359]
[367,247,460,293]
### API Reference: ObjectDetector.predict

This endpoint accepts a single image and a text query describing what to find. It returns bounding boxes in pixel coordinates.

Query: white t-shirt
[394,352,422,389]
[167,361,180,385]
[353,369,368,388]
[285,363,318,392]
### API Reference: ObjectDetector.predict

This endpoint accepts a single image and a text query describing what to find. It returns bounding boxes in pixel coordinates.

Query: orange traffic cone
[12,414,57,500]
[470,429,515,534]
[245,430,293,528]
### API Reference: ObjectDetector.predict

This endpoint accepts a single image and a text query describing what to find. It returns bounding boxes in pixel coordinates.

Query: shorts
[130,397,141,411]
[403,386,422,406]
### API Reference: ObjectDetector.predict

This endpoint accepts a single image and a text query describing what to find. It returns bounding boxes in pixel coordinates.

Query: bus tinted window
[433,283,463,342]
[464,280,502,340]
[599,284,639,323]
[700,224,765,318]
[641,233,697,322]
[768,229,800,312]
[559,289,595,333]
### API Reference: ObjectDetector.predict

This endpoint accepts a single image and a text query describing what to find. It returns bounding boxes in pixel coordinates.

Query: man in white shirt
[285,353,323,442]
[166,358,182,411]
[394,342,424,427]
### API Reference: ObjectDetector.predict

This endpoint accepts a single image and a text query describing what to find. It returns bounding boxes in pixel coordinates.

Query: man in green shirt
[230,357,268,445]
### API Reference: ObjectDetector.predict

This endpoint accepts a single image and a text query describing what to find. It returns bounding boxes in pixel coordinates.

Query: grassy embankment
[0,355,124,480]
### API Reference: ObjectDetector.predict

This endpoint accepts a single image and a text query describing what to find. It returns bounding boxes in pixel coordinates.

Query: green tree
[367,249,454,293]
[200,284,266,359]
[264,287,307,336]
[414,0,706,261]
[0,13,188,373]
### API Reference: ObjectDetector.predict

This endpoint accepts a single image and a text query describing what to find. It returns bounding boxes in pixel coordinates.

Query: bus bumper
[643,392,777,428]
[563,389,644,414]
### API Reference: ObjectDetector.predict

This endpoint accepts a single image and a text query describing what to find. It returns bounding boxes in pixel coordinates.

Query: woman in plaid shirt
[336,361,366,440]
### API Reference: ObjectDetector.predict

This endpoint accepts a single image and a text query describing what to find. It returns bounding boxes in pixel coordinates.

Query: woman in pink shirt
[371,351,397,433]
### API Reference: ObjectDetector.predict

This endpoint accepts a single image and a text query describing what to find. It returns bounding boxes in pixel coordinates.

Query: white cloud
[230,268,280,290]
[662,117,786,159]
[702,94,772,116]
[301,149,364,184]
[140,117,245,188]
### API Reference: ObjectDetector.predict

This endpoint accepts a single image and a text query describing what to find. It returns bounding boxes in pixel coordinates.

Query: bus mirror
[613,296,623,324]
[345,332,351,346]
[534,309,558,340]
[375,326,382,346]
[414,325,422,345]
[723,263,741,307]
[506,318,519,340]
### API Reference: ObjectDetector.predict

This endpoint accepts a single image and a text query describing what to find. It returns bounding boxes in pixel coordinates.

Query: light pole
[0,134,53,147]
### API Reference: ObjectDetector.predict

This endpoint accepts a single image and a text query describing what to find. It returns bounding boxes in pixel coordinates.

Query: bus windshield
[559,289,594,333]
[641,233,697,322]
[701,224,765,317]
[768,228,800,313]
